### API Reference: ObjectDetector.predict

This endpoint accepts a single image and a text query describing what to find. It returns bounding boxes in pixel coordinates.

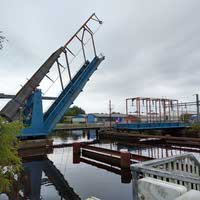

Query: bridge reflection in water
[23,156,80,200]
[8,148,81,200]
[8,141,132,200]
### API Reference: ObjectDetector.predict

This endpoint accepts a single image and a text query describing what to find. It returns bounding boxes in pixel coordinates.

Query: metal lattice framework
[126,97,179,122]
[0,13,102,122]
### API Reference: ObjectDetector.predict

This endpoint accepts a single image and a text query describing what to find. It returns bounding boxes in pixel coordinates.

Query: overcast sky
[1,0,200,113]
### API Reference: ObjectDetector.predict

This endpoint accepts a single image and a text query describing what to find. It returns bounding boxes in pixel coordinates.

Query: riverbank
[99,129,200,148]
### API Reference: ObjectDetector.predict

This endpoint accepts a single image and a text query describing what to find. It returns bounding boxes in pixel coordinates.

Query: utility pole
[109,100,112,129]
[194,94,199,123]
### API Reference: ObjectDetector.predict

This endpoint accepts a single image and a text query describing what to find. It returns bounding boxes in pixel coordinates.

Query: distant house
[71,114,87,124]
[71,113,139,124]
[87,113,123,124]
[87,113,139,124]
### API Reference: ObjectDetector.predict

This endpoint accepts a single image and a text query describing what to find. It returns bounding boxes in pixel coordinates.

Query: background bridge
[114,96,197,131]
[115,122,188,131]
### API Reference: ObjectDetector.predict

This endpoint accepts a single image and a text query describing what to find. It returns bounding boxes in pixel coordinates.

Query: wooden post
[121,168,132,183]
[120,151,131,169]
[73,142,81,164]
[73,142,81,155]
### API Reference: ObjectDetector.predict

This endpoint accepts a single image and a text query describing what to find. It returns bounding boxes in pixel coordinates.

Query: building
[71,113,139,124]
[71,114,87,124]
[87,113,139,124]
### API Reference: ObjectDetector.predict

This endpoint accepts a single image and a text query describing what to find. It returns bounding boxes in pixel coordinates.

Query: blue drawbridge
[0,14,104,137]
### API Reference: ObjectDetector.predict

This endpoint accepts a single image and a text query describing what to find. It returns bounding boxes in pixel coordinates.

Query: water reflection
[23,156,80,200]
[3,128,133,200]
[5,129,194,200]
[78,157,132,184]
[94,140,200,160]
[52,129,98,145]
[5,151,81,200]
[72,143,132,184]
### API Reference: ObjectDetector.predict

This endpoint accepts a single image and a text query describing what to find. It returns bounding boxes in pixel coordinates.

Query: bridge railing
[115,122,189,130]
[131,153,200,199]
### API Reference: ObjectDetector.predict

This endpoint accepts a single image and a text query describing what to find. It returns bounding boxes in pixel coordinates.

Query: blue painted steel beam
[22,89,47,136]
[44,55,104,133]
[114,122,189,131]
[21,55,104,137]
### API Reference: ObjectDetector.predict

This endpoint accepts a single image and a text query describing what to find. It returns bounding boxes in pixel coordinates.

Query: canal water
[48,130,132,200]
[1,129,200,200]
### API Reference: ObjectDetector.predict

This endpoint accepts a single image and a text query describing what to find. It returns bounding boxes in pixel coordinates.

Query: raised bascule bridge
[0,14,195,137]
[0,13,105,138]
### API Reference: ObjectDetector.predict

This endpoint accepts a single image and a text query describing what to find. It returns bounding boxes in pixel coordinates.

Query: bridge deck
[115,122,189,130]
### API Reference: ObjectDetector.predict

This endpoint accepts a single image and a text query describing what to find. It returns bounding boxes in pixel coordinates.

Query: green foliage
[64,106,85,116]
[180,113,191,122]
[189,123,200,133]
[0,117,22,193]
[112,112,121,114]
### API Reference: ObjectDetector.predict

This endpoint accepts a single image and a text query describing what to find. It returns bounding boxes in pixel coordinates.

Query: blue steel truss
[44,56,104,133]
[22,55,104,137]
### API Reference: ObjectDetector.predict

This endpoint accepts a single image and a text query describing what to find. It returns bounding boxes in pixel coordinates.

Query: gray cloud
[1,0,200,113]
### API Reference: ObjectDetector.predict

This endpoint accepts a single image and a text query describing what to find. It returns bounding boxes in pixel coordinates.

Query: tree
[189,123,200,133]
[0,31,6,50]
[0,32,22,193]
[112,112,121,114]
[65,106,86,116]
[180,113,191,123]
[0,117,22,193]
